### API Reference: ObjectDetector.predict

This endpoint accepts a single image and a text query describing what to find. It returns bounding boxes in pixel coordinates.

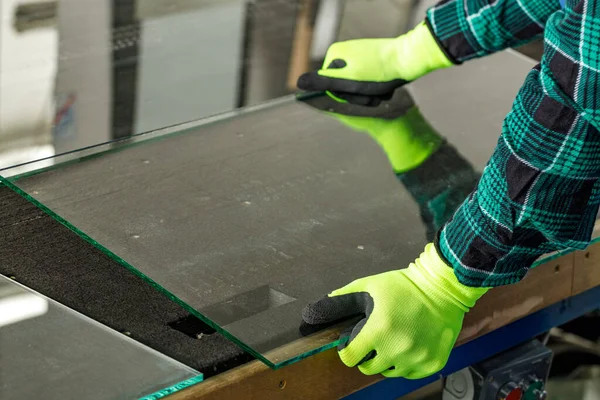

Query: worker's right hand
[302,244,488,379]
[297,21,453,106]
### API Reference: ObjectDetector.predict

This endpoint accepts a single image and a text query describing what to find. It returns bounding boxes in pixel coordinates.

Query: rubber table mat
[1,51,537,367]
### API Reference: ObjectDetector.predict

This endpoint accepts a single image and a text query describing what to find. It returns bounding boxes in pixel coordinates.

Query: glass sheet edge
[138,375,204,400]
[271,337,346,370]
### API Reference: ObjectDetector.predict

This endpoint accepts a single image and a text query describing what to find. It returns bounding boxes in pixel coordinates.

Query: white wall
[0,0,112,172]
[54,0,112,153]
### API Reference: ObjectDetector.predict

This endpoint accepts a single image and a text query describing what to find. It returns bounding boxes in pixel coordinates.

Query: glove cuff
[410,243,489,310]
[393,21,454,81]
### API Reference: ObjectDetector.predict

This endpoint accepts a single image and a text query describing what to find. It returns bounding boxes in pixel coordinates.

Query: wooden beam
[171,346,381,400]
[287,0,316,90]
[458,252,574,344]
[573,242,600,295]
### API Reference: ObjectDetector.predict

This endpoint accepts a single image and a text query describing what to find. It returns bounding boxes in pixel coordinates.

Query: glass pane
[0,275,202,399]
[0,50,539,368]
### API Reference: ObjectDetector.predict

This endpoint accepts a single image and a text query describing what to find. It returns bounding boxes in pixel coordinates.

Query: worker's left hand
[302,243,488,378]
[297,21,452,106]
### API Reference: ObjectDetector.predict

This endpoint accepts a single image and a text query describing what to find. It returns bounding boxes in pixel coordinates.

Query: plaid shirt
[425,0,600,287]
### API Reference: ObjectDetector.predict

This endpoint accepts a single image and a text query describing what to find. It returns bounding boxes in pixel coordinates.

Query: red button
[505,388,523,400]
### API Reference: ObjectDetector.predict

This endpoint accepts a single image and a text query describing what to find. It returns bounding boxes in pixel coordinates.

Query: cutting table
[1,49,599,400]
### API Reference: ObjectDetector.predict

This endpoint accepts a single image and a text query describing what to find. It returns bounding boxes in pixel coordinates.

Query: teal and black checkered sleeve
[435,0,600,287]
[426,0,560,62]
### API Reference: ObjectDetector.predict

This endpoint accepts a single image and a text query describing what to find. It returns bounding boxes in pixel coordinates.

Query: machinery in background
[444,340,552,400]
[443,320,600,400]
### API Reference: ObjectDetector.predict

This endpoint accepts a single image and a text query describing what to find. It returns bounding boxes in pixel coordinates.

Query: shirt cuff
[425,1,487,63]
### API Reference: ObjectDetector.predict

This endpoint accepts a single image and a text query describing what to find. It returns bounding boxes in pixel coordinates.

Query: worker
[298,0,599,379]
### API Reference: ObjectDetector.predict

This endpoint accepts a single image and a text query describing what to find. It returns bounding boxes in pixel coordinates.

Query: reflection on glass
[0,278,48,328]
[0,276,202,399]
[304,88,481,242]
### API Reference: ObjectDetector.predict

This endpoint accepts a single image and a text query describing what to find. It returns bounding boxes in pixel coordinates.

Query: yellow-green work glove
[302,243,488,379]
[297,21,452,106]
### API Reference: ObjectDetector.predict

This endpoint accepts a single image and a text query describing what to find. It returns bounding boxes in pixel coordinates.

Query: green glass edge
[272,336,348,369]
[138,374,204,400]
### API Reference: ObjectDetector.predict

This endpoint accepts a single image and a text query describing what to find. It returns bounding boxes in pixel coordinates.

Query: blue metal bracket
[345,285,600,400]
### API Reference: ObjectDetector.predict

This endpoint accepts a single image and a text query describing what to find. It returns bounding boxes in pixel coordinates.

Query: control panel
[444,340,552,400]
